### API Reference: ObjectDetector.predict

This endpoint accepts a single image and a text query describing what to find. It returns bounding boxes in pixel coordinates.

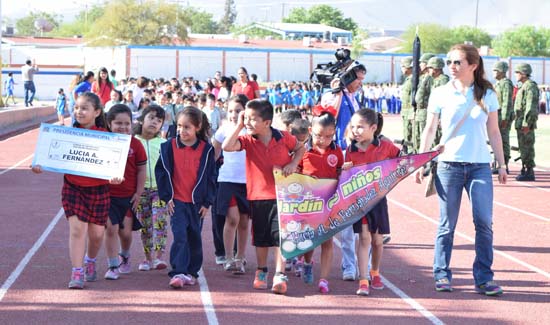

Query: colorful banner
[275,151,439,259]
[32,123,131,180]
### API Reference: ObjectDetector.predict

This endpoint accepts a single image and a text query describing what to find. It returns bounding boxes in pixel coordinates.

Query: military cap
[514,63,532,76]
[400,56,413,68]
[492,61,509,73]
[427,57,445,69]
[420,53,435,63]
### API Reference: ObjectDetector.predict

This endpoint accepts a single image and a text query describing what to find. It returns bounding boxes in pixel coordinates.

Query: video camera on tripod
[310,48,365,91]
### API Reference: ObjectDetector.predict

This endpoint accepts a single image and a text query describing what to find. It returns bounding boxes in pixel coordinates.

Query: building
[241,22,353,44]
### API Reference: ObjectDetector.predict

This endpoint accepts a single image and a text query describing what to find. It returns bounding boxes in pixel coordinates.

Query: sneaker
[169,274,192,289]
[342,270,356,281]
[68,270,84,289]
[284,259,293,272]
[318,279,330,294]
[215,256,227,265]
[253,270,268,290]
[185,275,198,286]
[153,259,168,270]
[303,263,313,284]
[119,255,131,274]
[382,234,391,245]
[138,260,151,271]
[475,281,503,296]
[435,278,453,292]
[233,259,246,275]
[294,259,304,277]
[356,279,370,296]
[370,274,384,290]
[104,267,120,280]
[224,259,237,272]
[84,260,97,282]
[272,274,288,295]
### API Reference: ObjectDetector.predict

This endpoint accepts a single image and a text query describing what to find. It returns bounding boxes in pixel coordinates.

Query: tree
[182,7,219,34]
[15,11,62,36]
[400,24,453,54]
[218,0,237,34]
[54,4,105,37]
[86,0,190,46]
[283,5,358,33]
[492,26,550,57]
[350,28,368,59]
[450,26,492,48]
[231,24,282,40]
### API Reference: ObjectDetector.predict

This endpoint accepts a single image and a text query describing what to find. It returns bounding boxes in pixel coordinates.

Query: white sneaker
[138,260,151,271]
[104,267,120,280]
[215,256,227,265]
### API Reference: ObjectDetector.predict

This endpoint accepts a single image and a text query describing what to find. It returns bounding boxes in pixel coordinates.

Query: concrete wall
[0,106,56,138]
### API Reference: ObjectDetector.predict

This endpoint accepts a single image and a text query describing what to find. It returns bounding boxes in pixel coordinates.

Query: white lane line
[333,238,444,325]
[509,180,550,193]
[389,198,550,280]
[197,269,219,325]
[494,201,550,222]
[0,208,64,302]
[0,154,34,176]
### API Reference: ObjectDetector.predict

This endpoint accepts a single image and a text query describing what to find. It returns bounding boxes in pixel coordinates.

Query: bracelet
[497,166,506,170]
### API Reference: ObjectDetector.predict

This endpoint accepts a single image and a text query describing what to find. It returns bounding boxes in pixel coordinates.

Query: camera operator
[319,61,366,282]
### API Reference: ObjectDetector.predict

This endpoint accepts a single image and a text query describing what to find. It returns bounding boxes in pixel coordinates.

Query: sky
[1,0,548,35]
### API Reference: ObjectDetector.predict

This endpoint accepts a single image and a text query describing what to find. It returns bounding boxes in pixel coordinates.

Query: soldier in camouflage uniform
[513,63,539,181]
[400,56,414,144]
[427,57,450,144]
[413,53,435,152]
[492,61,514,174]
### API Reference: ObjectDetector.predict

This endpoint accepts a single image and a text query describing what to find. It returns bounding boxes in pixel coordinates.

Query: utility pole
[474,0,479,28]
[281,3,285,21]
[0,0,4,107]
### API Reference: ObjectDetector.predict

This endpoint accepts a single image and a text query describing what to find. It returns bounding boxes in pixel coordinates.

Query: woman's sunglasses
[446,60,462,66]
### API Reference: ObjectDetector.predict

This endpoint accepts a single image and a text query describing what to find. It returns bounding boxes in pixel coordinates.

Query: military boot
[516,167,535,181]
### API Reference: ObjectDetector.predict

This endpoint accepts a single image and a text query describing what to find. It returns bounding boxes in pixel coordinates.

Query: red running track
[0,121,549,324]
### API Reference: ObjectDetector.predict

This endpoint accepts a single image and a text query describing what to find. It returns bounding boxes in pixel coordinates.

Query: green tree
[218,0,237,34]
[283,5,358,33]
[400,24,453,54]
[350,28,368,59]
[182,7,219,34]
[54,4,105,37]
[492,25,550,57]
[86,0,189,46]
[231,24,282,40]
[15,11,62,36]
[450,26,492,48]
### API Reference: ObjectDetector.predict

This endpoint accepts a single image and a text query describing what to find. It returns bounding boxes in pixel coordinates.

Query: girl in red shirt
[231,67,260,100]
[32,92,123,289]
[298,112,344,294]
[344,109,400,296]
[92,67,114,106]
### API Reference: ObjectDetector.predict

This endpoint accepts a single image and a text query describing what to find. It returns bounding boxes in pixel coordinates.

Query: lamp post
[0,0,4,107]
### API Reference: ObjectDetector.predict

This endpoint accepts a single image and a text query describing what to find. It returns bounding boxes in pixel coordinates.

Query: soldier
[413,53,435,152]
[492,61,514,174]
[513,63,539,181]
[427,57,450,145]
[399,56,414,145]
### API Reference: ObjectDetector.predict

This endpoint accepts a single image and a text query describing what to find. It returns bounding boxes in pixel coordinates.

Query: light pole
[0,0,4,107]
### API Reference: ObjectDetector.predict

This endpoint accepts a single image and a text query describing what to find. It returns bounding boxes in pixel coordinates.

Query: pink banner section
[274,151,439,259]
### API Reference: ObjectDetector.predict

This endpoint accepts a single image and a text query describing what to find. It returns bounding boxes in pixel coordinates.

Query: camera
[310,48,364,91]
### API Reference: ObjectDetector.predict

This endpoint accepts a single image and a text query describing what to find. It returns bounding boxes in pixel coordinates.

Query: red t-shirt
[92,81,114,106]
[232,80,259,100]
[345,137,401,165]
[110,136,147,197]
[65,126,110,187]
[239,128,296,200]
[173,139,205,203]
[299,141,344,179]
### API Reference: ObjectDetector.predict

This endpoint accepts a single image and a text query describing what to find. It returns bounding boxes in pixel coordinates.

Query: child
[296,112,343,293]
[103,104,147,279]
[344,109,400,296]
[279,109,302,131]
[123,90,138,112]
[134,105,170,271]
[204,93,221,135]
[290,119,311,145]
[105,89,123,113]
[4,72,16,105]
[155,106,217,288]
[56,88,67,125]
[31,92,122,289]
[212,95,250,274]
[222,99,305,295]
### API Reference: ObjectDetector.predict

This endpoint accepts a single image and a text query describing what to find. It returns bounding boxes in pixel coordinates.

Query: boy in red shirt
[223,99,305,295]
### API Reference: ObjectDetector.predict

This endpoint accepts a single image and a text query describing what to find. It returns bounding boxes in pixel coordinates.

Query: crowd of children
[31,67,400,297]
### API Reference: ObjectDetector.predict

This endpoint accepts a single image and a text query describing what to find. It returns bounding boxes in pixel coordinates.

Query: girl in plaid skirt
[32,92,123,289]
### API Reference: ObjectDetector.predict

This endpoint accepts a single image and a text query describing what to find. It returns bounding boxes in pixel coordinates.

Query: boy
[222,99,305,295]
[4,72,16,106]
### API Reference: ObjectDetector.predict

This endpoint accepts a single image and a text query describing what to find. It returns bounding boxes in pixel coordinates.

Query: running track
[1,116,549,324]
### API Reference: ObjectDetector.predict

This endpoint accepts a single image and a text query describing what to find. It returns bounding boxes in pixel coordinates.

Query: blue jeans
[24,81,36,106]
[434,162,495,286]
[340,225,356,275]
[169,200,203,278]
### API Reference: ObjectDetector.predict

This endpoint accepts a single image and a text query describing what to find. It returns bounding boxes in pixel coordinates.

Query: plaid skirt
[62,179,110,226]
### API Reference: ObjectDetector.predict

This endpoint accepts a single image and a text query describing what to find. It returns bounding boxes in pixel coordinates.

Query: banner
[32,123,131,180]
[275,151,438,259]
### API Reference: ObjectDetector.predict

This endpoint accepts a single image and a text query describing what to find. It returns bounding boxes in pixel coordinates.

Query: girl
[105,89,123,113]
[155,106,217,288]
[134,105,170,271]
[269,83,284,114]
[123,90,138,112]
[31,92,122,289]
[212,95,250,274]
[231,67,260,100]
[104,104,147,279]
[344,109,400,296]
[92,67,114,106]
[55,88,67,125]
[297,112,344,293]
